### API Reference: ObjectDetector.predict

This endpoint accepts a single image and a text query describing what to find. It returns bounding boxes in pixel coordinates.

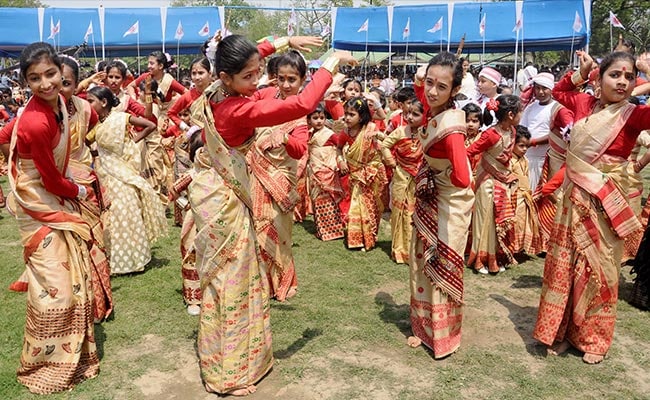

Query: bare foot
[407,336,422,348]
[286,287,297,299]
[228,388,251,396]
[247,385,257,394]
[547,340,571,356]
[583,352,605,364]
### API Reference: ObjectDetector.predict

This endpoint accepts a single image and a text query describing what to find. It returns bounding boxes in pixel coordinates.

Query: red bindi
[622,66,627,72]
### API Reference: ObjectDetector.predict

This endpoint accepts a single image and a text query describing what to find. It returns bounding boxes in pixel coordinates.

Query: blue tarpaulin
[332,0,590,53]
[0,7,222,57]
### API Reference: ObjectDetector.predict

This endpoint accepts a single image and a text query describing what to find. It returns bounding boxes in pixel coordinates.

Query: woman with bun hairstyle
[86,86,167,275]
[466,95,522,274]
[9,42,99,394]
[188,33,354,396]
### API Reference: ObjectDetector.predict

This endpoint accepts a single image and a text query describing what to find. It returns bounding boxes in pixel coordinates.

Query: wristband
[283,133,290,144]
[179,121,189,131]
[321,56,340,75]
[272,37,290,53]
[571,71,587,86]
[145,94,153,104]
[76,184,87,200]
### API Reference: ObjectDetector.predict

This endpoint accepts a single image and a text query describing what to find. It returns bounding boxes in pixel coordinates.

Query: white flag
[287,8,297,36]
[572,11,582,32]
[84,21,93,41]
[357,18,368,33]
[198,21,210,37]
[479,14,486,37]
[513,13,523,32]
[402,18,410,40]
[123,21,139,37]
[174,20,184,40]
[427,17,443,34]
[48,17,60,40]
[609,11,625,29]
[320,24,331,38]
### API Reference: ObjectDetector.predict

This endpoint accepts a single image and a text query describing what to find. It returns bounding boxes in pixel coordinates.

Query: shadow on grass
[374,291,411,338]
[375,240,393,261]
[489,294,544,357]
[297,219,317,236]
[95,323,106,360]
[146,255,170,271]
[510,274,543,289]
[619,270,636,305]
[274,328,323,360]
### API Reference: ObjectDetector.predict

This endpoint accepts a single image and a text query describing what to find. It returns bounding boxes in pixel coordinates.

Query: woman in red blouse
[533,50,650,364]
[188,33,354,396]
[9,41,99,394]
[408,52,474,359]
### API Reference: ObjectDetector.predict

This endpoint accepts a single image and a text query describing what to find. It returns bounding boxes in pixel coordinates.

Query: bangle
[321,56,340,75]
[273,37,290,53]
[145,94,153,104]
[571,71,587,86]
[283,133,290,144]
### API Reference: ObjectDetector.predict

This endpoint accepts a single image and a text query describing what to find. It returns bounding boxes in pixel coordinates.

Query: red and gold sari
[307,126,345,241]
[8,100,99,394]
[248,119,307,301]
[410,109,474,358]
[345,122,387,250]
[381,125,423,264]
[533,102,641,356]
[510,154,540,255]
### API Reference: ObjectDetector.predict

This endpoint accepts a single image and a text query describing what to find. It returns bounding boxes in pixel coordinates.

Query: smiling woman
[8,42,99,394]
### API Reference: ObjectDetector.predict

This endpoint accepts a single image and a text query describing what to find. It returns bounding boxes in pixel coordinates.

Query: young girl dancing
[381,99,424,264]
[467,95,521,274]
[408,52,473,358]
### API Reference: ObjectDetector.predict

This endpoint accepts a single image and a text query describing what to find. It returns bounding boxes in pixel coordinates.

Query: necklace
[410,127,419,150]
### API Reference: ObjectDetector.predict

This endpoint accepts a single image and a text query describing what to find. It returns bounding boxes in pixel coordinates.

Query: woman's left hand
[288,36,323,52]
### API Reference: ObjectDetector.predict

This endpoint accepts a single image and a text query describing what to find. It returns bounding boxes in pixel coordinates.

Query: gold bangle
[145,94,153,104]
[273,37,290,54]
[571,71,587,86]
[321,56,340,75]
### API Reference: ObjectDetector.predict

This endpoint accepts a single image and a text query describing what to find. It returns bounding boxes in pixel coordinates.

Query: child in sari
[381,98,424,264]
[467,95,522,274]
[341,97,388,251]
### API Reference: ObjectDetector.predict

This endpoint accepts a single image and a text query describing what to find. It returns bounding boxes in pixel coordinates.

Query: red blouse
[209,68,333,148]
[325,99,344,120]
[133,73,186,103]
[466,128,513,165]
[15,96,79,199]
[167,88,201,128]
[553,71,650,159]
[426,133,471,188]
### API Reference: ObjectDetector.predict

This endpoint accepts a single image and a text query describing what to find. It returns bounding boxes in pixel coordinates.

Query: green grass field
[0,172,649,400]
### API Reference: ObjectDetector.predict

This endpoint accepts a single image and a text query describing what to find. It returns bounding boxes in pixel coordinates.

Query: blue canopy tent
[332,0,589,53]
[0,7,223,58]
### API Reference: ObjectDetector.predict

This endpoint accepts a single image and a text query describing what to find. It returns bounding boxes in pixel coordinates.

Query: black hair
[394,86,415,103]
[615,38,636,54]
[515,125,531,142]
[599,51,638,78]
[342,78,363,92]
[276,50,307,78]
[189,129,205,162]
[88,86,120,110]
[425,51,463,90]
[462,102,484,126]
[96,60,107,73]
[266,56,281,77]
[344,97,372,127]
[105,60,128,79]
[212,35,259,77]
[59,56,80,84]
[139,79,165,102]
[190,57,211,74]
[307,103,326,119]
[150,50,173,70]
[409,98,425,114]
[483,94,521,126]
[19,42,61,81]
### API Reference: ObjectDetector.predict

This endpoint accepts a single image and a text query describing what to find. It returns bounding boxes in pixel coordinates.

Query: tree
[588,0,650,56]
[0,0,43,6]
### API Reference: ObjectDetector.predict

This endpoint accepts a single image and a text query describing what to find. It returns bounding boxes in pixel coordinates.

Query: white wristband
[76,184,87,200]
[179,121,189,131]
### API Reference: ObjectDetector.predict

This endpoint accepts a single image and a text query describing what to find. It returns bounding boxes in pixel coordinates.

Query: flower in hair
[59,54,80,67]
[486,98,500,111]
[165,52,172,63]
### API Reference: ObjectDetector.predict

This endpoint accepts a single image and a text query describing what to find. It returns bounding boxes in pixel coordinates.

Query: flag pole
[570,32,576,68]
[403,38,409,86]
[609,21,613,52]
[513,29,519,95]
[92,34,97,65]
[364,29,368,91]
[176,39,180,80]
[137,31,141,75]
[439,29,442,53]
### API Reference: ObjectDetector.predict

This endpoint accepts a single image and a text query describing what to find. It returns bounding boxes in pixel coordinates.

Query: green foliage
[589,0,650,56]
[0,0,43,6]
